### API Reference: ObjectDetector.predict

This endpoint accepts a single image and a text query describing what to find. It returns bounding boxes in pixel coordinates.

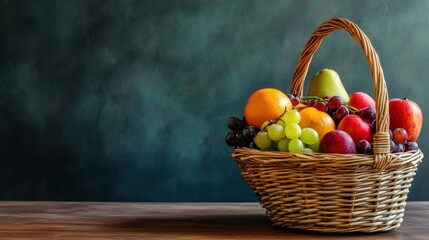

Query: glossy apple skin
[319,130,356,154]
[337,115,373,145]
[348,92,376,110]
[389,98,423,142]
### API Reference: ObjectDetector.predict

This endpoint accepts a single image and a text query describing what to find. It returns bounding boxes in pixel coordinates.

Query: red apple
[337,115,373,145]
[389,98,423,142]
[348,92,376,110]
[319,130,356,154]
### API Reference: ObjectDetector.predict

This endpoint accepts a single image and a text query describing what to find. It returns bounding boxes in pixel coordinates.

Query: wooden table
[0,201,427,239]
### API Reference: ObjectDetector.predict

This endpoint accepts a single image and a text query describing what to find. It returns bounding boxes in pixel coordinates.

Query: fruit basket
[231,17,424,233]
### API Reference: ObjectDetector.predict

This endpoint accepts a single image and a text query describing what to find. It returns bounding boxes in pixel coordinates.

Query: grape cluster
[254,109,320,152]
[225,117,258,148]
[389,127,419,153]
[357,129,419,154]
[356,127,418,155]
[299,96,356,126]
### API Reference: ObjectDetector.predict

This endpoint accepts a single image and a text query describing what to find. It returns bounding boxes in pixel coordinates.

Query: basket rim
[232,147,423,171]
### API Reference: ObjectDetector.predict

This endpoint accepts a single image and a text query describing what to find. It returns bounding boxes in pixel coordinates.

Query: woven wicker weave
[231,17,423,233]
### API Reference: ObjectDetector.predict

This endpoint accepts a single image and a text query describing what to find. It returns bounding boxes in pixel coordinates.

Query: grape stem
[261,96,359,132]
[300,96,359,113]
[261,106,289,132]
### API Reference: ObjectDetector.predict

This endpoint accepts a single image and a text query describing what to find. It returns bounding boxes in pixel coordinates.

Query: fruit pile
[226,69,423,154]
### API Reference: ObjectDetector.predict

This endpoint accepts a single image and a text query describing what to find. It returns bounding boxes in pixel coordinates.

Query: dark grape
[227,117,245,131]
[330,110,339,126]
[242,116,248,125]
[371,120,376,134]
[314,102,328,112]
[389,139,397,153]
[226,116,258,148]
[358,107,376,123]
[235,132,246,146]
[404,142,419,151]
[335,106,349,121]
[396,143,405,153]
[242,126,257,143]
[248,141,258,149]
[225,132,236,146]
[389,129,393,139]
[356,140,373,154]
[327,96,342,111]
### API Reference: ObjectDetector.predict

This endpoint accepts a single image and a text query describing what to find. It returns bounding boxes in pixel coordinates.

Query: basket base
[263,205,404,233]
[232,148,423,233]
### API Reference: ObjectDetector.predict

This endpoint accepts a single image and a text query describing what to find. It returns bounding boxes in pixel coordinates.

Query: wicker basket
[231,17,423,233]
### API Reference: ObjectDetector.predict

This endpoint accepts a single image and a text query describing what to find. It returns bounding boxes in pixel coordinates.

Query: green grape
[260,120,270,131]
[271,140,279,151]
[302,148,314,153]
[281,109,301,124]
[284,123,301,139]
[278,138,290,152]
[308,140,320,152]
[289,139,304,152]
[254,131,272,150]
[300,128,319,145]
[267,124,285,141]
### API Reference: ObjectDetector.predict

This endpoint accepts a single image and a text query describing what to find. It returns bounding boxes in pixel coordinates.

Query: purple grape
[356,140,373,154]
[227,117,245,131]
[392,128,408,144]
[291,97,300,106]
[358,107,376,123]
[389,139,397,153]
[314,102,328,112]
[396,143,405,153]
[335,106,349,121]
[286,93,295,100]
[225,132,236,147]
[389,140,405,153]
[328,96,342,111]
[371,120,377,134]
[247,125,257,132]
[389,129,393,139]
[242,126,257,143]
[306,100,315,107]
[235,132,245,147]
[404,142,419,151]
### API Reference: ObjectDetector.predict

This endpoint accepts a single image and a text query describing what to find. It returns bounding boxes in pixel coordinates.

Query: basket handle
[290,17,392,168]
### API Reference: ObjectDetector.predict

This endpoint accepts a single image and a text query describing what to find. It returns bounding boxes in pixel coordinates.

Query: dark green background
[1,0,428,201]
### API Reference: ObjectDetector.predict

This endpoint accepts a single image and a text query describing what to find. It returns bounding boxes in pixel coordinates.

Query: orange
[244,88,292,129]
[299,107,336,139]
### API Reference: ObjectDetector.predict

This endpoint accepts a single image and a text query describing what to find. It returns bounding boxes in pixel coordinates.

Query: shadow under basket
[231,17,424,233]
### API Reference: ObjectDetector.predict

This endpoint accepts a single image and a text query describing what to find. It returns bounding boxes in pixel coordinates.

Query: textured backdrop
[1,0,428,201]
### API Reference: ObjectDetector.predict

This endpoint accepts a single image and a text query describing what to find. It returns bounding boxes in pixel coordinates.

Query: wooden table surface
[0,201,428,239]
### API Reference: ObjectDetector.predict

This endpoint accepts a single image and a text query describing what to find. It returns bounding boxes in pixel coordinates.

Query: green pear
[307,69,350,103]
